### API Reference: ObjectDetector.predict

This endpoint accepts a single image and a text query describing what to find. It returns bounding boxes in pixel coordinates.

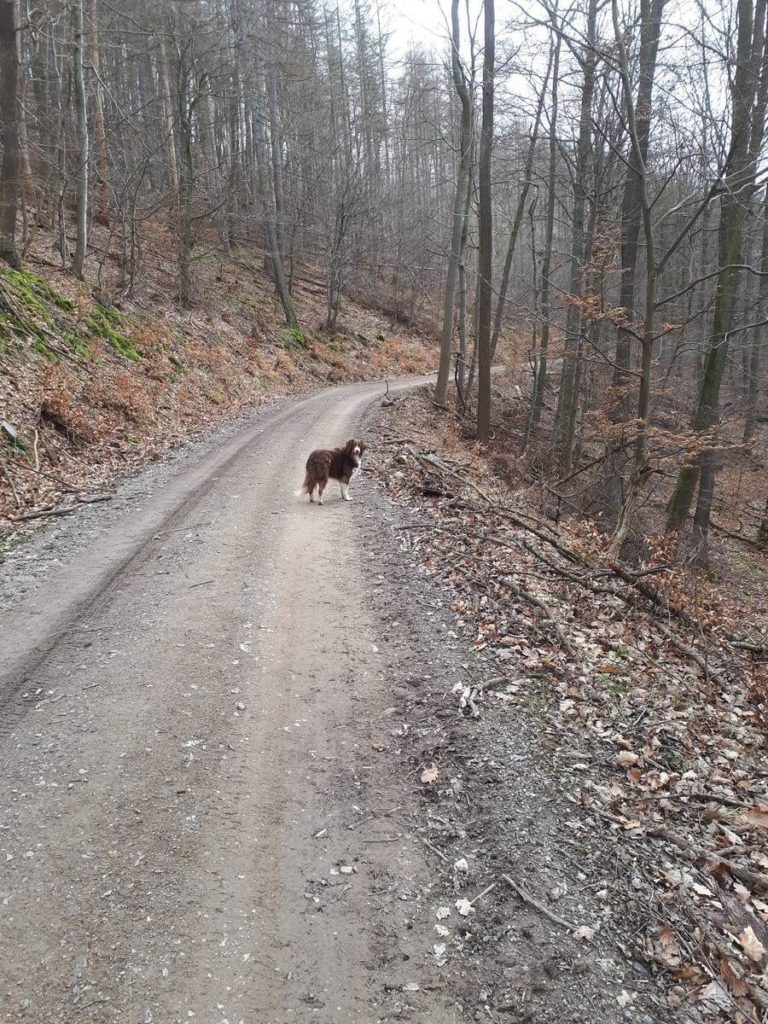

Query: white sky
[384,0,454,55]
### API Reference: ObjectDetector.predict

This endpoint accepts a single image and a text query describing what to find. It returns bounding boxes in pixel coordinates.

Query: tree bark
[158,36,180,203]
[436,0,472,408]
[176,50,195,306]
[527,33,561,441]
[88,0,109,227]
[667,0,768,548]
[744,193,768,442]
[72,0,89,280]
[613,0,666,414]
[0,0,22,268]
[554,0,598,470]
[490,47,552,362]
[476,0,495,444]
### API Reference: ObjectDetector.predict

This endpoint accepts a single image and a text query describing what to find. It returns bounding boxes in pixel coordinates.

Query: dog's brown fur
[298,438,366,504]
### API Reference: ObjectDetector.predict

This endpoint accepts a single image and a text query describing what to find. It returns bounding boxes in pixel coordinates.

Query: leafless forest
[3,2,768,1019]
[0,0,767,557]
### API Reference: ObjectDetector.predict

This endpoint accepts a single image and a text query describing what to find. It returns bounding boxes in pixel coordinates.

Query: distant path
[0,374,461,1023]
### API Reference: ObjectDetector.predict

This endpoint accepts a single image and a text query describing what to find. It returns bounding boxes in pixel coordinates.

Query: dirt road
[0,377,462,1024]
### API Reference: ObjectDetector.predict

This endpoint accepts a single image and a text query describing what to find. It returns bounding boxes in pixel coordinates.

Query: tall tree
[72,0,89,279]
[436,0,473,408]
[490,48,551,362]
[553,0,599,470]
[0,0,22,269]
[525,30,561,444]
[612,0,667,414]
[667,0,768,557]
[476,0,495,443]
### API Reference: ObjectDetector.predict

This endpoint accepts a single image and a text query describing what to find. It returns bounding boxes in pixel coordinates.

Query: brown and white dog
[296,438,366,505]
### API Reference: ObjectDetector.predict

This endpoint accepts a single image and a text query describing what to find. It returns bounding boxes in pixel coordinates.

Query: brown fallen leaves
[372,389,768,1022]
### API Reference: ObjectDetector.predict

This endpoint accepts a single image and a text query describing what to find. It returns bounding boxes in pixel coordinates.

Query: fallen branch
[648,827,768,892]
[0,455,21,507]
[469,880,498,905]
[710,517,764,550]
[656,622,728,690]
[9,493,112,522]
[499,574,573,653]
[11,504,77,522]
[407,448,493,505]
[608,560,696,627]
[422,836,450,863]
[502,873,578,931]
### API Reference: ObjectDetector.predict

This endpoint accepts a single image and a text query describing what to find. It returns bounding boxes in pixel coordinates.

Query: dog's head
[345,438,366,467]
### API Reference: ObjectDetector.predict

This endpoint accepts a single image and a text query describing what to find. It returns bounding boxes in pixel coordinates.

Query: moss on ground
[87,304,141,361]
[278,326,309,350]
[0,267,142,363]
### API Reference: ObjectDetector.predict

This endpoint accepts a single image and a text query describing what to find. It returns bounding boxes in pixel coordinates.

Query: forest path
[0,375,461,1024]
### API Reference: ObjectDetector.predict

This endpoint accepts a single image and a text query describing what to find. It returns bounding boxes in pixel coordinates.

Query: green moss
[0,268,80,362]
[0,268,144,364]
[87,304,141,361]
[278,326,308,350]
[33,337,56,362]
[63,331,92,358]
[737,555,767,579]
[4,269,74,318]
[231,248,264,273]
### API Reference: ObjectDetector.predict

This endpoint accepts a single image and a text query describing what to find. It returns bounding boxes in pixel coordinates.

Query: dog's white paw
[344,495,352,501]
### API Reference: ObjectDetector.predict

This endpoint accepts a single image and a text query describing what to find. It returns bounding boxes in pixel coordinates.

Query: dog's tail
[295,470,312,496]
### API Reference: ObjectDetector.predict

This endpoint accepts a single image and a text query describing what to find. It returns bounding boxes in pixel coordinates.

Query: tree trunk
[0,0,21,269]
[72,0,89,280]
[176,56,195,306]
[522,198,540,449]
[88,0,109,227]
[554,0,598,470]
[476,0,495,444]
[744,185,768,441]
[436,0,472,408]
[200,70,230,254]
[667,0,768,546]
[252,57,298,328]
[158,36,180,203]
[613,0,666,414]
[528,33,561,441]
[490,47,552,361]
[456,164,473,402]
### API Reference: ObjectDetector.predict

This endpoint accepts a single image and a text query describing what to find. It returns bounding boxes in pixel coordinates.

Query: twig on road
[502,873,578,931]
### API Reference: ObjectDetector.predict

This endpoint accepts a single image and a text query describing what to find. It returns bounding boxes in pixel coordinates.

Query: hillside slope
[0,237,435,532]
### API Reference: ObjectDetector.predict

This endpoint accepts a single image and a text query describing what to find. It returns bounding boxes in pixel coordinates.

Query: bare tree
[667,0,768,558]
[72,0,89,279]
[0,0,22,268]
[476,0,495,443]
[436,0,473,408]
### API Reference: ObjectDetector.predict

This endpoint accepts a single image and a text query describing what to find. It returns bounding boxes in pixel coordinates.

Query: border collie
[296,439,366,505]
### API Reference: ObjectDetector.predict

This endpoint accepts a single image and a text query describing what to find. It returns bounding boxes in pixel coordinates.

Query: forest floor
[364,379,768,1024]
